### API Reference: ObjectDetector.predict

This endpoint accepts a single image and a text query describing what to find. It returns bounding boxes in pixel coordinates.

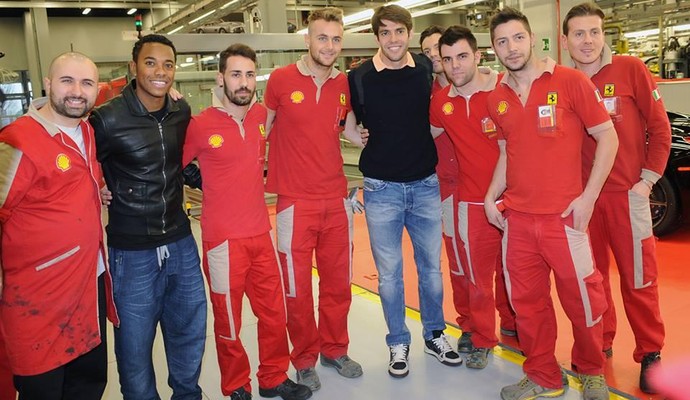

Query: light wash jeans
[363,174,446,346]
[109,234,207,400]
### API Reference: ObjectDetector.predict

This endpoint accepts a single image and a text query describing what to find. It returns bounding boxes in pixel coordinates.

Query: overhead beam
[0,1,186,9]
[150,0,256,33]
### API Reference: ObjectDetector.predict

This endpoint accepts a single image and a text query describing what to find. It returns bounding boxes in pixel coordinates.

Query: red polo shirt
[183,95,270,242]
[430,72,500,202]
[584,47,671,190]
[488,58,613,214]
[264,58,350,199]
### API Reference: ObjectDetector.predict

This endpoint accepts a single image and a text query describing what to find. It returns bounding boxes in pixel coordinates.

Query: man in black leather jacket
[89,34,207,400]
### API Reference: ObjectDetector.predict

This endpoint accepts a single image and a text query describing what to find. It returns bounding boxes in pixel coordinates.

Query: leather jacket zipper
[153,115,169,234]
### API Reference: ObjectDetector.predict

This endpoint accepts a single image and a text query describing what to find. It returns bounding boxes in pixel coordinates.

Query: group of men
[0,2,667,400]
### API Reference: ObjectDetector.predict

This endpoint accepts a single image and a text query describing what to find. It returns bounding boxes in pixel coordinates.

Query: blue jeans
[109,234,207,400]
[363,174,446,346]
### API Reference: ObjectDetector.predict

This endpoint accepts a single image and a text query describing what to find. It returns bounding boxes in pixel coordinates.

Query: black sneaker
[230,387,252,400]
[640,351,661,394]
[424,330,462,366]
[258,378,312,400]
[388,343,410,378]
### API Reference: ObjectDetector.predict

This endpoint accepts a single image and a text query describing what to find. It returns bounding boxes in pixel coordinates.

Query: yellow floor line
[343,276,630,400]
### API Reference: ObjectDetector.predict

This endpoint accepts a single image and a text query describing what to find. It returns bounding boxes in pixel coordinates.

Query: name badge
[537,104,561,137]
[481,117,497,138]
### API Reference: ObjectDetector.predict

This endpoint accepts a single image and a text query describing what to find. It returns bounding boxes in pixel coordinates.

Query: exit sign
[542,38,550,51]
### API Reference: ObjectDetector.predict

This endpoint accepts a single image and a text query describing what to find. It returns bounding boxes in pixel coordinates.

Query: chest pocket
[534,104,565,138]
[115,177,147,214]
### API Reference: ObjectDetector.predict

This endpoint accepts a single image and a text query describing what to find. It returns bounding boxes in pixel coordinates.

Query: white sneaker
[388,344,410,378]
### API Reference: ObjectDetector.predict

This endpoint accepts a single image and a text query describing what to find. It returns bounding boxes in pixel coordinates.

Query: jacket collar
[122,79,180,117]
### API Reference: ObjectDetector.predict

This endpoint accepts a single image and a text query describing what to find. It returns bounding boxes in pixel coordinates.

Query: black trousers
[14,274,108,400]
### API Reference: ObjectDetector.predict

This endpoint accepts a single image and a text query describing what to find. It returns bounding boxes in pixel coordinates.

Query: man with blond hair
[264,7,365,391]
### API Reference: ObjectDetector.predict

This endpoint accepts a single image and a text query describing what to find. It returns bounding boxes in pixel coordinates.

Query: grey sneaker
[500,376,565,400]
[465,347,490,369]
[603,348,613,359]
[579,374,609,400]
[320,354,363,378]
[500,327,518,337]
[295,367,320,392]
[457,331,474,353]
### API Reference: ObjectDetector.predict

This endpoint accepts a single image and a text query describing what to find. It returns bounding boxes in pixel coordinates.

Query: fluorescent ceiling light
[220,0,239,10]
[341,9,375,26]
[127,8,137,15]
[343,0,436,25]
[185,56,194,62]
[341,0,485,34]
[168,25,185,34]
[200,55,215,62]
[624,23,690,38]
[624,28,659,38]
[190,10,215,25]
[82,8,91,15]
[179,62,195,68]
[394,0,438,8]
[298,0,437,34]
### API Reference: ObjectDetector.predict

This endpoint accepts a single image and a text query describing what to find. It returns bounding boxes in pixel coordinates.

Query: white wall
[0,18,29,71]
[657,81,690,114]
[1,15,135,73]
[47,17,138,63]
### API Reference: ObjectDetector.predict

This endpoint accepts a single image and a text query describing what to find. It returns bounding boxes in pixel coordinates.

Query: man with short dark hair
[429,24,513,370]
[183,43,311,400]
[0,51,109,400]
[421,24,516,360]
[349,4,461,378]
[90,34,207,399]
[484,7,618,400]
[562,3,669,394]
[419,24,471,353]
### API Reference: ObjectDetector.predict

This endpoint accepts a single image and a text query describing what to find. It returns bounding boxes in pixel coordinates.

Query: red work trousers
[457,202,514,348]
[503,210,607,389]
[202,232,289,394]
[440,186,471,332]
[276,196,353,370]
[589,190,664,362]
